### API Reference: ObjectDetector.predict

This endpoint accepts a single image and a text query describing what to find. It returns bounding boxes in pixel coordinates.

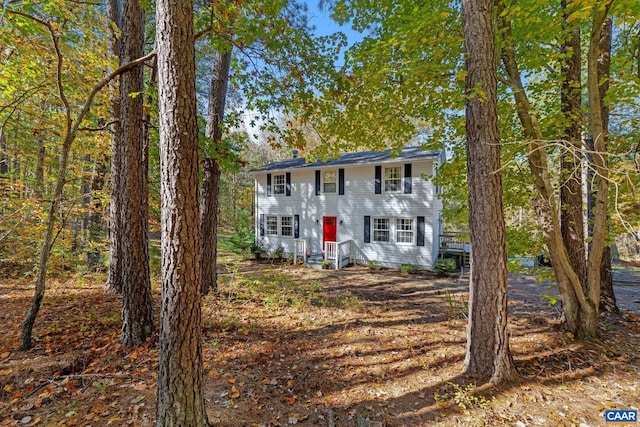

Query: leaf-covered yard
[0,259,639,426]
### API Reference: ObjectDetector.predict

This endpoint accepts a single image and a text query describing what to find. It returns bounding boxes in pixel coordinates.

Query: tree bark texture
[200,50,231,295]
[105,0,123,294]
[584,1,614,334]
[0,130,8,176]
[497,4,595,338]
[462,0,516,384]
[155,0,207,424]
[560,0,586,296]
[119,0,153,347]
[596,16,618,314]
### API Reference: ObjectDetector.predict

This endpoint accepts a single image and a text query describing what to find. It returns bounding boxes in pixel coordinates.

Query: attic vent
[292,149,299,158]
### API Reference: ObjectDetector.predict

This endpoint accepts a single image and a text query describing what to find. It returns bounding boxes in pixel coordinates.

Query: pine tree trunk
[105,0,123,294]
[119,0,153,347]
[155,0,208,424]
[85,155,107,269]
[200,50,231,295]
[462,0,516,384]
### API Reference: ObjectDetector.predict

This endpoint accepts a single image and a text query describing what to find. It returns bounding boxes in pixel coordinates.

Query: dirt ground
[0,261,638,426]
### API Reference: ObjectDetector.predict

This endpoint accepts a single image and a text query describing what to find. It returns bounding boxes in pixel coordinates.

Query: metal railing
[440,231,468,252]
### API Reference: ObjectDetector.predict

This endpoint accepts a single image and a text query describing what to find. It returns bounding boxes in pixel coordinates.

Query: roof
[251,146,441,173]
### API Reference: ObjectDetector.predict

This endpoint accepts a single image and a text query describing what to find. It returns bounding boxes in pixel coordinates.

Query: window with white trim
[273,174,285,195]
[396,218,414,243]
[373,218,390,242]
[266,215,278,235]
[384,166,402,192]
[281,216,293,237]
[323,170,336,193]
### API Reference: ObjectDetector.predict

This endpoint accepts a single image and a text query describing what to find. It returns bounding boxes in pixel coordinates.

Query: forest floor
[0,257,639,427]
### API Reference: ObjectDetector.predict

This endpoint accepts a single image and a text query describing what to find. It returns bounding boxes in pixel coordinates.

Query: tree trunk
[86,155,107,269]
[0,130,8,176]
[596,16,618,314]
[34,134,45,199]
[497,5,595,338]
[583,2,614,335]
[200,50,231,295]
[462,0,516,384]
[105,0,123,294]
[155,0,208,424]
[560,0,586,299]
[119,0,153,347]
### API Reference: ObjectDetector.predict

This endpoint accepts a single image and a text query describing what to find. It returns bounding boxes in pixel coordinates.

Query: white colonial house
[251,146,445,269]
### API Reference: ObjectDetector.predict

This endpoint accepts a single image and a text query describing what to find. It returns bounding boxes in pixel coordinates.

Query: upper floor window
[273,174,285,195]
[384,167,402,192]
[323,171,337,193]
[281,216,293,237]
[266,215,278,235]
[373,218,390,242]
[396,218,414,243]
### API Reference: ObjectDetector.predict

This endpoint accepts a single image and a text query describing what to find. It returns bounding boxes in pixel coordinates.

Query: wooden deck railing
[440,231,469,252]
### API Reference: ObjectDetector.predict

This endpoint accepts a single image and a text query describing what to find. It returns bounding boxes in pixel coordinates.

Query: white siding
[254,158,441,268]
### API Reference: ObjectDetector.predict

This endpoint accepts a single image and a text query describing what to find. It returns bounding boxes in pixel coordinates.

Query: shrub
[433,258,457,276]
[400,264,420,274]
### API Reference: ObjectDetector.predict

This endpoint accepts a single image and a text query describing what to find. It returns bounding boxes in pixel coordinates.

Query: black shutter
[294,215,299,238]
[364,216,371,243]
[266,174,272,197]
[286,172,291,196]
[260,214,265,237]
[315,170,321,195]
[374,166,382,194]
[338,168,345,195]
[404,163,412,194]
[417,216,425,246]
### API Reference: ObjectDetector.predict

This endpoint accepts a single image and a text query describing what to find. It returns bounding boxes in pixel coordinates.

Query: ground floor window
[281,216,293,236]
[396,218,414,243]
[373,218,390,242]
[266,215,278,235]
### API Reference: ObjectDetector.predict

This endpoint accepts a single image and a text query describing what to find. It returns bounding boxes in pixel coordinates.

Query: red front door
[323,216,337,248]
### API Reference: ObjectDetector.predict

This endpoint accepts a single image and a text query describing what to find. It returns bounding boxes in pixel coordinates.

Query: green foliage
[399,264,419,274]
[433,258,457,276]
[434,382,492,413]
[443,289,468,320]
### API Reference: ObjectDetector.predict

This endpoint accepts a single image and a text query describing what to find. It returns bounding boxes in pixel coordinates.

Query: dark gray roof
[252,146,441,173]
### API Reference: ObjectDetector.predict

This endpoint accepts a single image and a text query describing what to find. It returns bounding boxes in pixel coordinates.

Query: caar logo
[605,410,638,426]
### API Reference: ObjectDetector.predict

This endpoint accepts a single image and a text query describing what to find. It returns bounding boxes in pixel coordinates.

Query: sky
[303,1,365,50]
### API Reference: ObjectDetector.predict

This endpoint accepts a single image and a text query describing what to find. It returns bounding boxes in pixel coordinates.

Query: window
[266,215,278,235]
[273,174,285,195]
[281,216,293,237]
[373,218,390,242]
[397,218,414,243]
[384,166,402,192]
[323,170,336,193]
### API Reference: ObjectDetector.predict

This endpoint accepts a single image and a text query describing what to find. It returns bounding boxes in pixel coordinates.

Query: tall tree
[119,0,154,346]
[105,0,124,294]
[155,0,207,424]
[560,0,586,297]
[200,49,232,295]
[596,16,618,314]
[462,0,516,383]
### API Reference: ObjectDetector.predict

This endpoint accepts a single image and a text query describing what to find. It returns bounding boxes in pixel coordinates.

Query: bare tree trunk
[120,0,153,347]
[200,50,231,295]
[105,0,123,294]
[560,0,586,299]
[497,4,595,338]
[155,0,207,424]
[34,133,45,199]
[462,0,516,384]
[86,155,108,269]
[583,2,615,334]
[596,16,618,314]
[0,130,8,176]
